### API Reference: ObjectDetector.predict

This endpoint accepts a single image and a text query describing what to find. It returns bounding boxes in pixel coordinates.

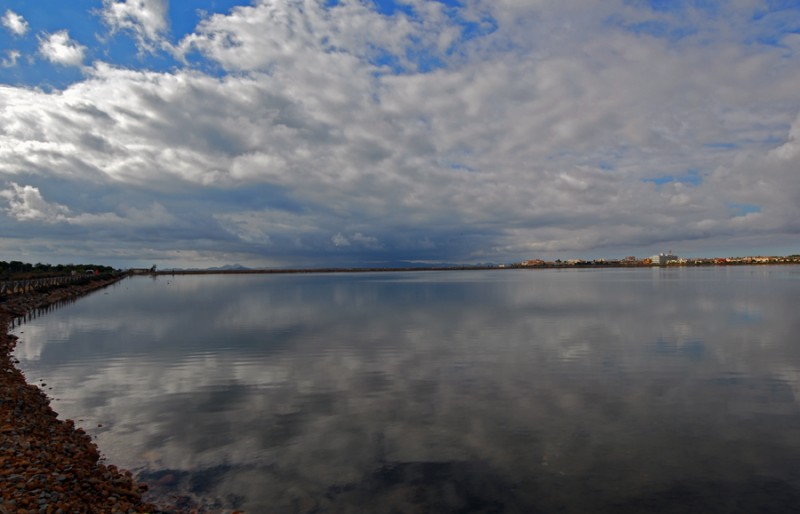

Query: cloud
[215,208,319,245]
[101,0,170,52]
[769,113,800,161]
[0,183,70,223]
[351,233,382,249]
[38,30,86,67]
[70,202,177,227]
[18,269,800,510]
[2,9,28,36]
[324,232,384,252]
[2,1,800,266]
[0,182,176,229]
[331,233,350,247]
[175,0,492,74]
[331,232,383,252]
[1,50,21,68]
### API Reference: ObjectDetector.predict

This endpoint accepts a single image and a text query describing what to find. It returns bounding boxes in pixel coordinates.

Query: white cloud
[175,0,452,73]
[1,50,21,68]
[38,30,86,67]
[0,183,70,223]
[351,233,382,249]
[2,1,800,265]
[329,232,382,250]
[769,113,800,161]
[101,0,170,52]
[331,233,350,247]
[0,182,175,228]
[215,209,319,245]
[68,202,177,227]
[2,10,28,36]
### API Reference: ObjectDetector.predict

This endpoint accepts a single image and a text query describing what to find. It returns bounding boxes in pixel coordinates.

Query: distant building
[521,259,546,267]
[650,252,679,265]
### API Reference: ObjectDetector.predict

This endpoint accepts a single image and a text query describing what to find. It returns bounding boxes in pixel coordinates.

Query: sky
[1,0,799,269]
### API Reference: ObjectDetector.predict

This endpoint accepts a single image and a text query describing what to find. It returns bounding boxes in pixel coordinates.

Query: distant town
[135,252,800,275]
[510,252,800,268]
[2,253,800,282]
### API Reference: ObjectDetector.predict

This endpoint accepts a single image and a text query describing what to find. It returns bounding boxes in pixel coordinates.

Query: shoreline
[0,276,165,513]
[144,261,800,276]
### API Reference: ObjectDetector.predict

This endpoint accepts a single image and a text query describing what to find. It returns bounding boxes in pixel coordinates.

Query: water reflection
[12,268,800,513]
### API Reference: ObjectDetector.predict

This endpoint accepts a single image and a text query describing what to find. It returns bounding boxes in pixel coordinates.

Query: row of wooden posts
[0,274,90,297]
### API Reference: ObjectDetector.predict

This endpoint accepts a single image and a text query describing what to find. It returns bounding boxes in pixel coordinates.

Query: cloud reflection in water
[13,268,800,512]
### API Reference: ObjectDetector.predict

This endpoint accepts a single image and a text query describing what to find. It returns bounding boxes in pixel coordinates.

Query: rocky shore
[0,276,165,513]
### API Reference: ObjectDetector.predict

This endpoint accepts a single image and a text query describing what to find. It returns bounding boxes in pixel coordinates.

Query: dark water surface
[12,267,800,513]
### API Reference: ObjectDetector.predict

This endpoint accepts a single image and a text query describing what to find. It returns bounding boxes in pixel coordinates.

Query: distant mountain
[159,262,502,273]
[206,264,251,271]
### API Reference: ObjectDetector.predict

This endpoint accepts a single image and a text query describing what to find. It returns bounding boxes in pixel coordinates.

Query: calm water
[12,267,800,513]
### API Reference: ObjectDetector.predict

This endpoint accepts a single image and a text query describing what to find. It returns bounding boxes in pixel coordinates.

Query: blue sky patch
[406,44,446,73]
[704,142,739,150]
[170,0,245,40]
[369,1,495,72]
[626,20,698,41]
[371,0,415,17]
[728,203,762,216]
[642,169,704,187]
[628,0,719,15]
[370,49,404,75]
[0,0,502,87]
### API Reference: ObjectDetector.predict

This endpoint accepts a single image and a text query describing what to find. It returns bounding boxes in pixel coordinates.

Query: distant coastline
[143,256,800,276]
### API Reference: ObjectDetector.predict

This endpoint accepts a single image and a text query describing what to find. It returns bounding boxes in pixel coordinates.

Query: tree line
[0,261,116,280]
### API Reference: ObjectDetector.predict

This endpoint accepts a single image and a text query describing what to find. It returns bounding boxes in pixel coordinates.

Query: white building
[650,252,679,265]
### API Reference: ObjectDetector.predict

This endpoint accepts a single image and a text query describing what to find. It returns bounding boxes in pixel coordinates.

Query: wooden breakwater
[0,273,122,298]
[0,275,88,296]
